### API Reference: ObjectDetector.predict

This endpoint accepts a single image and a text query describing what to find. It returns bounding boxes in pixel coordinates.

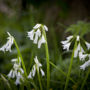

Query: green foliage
[66,21,90,37]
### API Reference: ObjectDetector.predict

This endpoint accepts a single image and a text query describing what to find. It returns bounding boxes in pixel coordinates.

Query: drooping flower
[80,60,90,70]
[33,29,41,44]
[28,56,45,79]
[38,35,46,48]
[27,30,34,40]
[0,32,14,52]
[61,35,90,70]
[74,43,84,58]
[79,52,88,61]
[85,42,90,50]
[61,35,86,59]
[33,24,41,29]
[61,35,73,51]
[76,35,80,41]
[27,24,48,48]
[7,57,24,85]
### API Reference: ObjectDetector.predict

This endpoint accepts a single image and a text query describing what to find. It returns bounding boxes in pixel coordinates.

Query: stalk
[42,28,50,90]
[14,39,27,77]
[80,68,90,90]
[64,41,77,90]
[36,67,42,90]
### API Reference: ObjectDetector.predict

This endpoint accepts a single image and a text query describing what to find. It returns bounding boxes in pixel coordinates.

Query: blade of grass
[14,39,27,77]
[80,68,90,90]
[42,26,50,90]
[64,41,77,90]
[49,61,75,84]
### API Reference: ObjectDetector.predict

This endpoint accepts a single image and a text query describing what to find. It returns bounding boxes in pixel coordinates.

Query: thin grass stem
[36,67,42,90]
[49,61,76,84]
[42,28,50,90]
[14,39,27,77]
[64,41,77,90]
[80,68,90,90]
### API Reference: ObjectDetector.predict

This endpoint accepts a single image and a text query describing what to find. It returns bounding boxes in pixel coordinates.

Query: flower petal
[80,60,90,70]
[38,35,46,48]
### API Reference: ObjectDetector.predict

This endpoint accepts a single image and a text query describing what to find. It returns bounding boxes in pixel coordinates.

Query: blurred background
[0,0,90,89]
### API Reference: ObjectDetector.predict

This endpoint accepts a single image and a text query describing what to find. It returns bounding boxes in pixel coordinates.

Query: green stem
[49,61,76,84]
[80,68,90,90]
[14,39,27,77]
[36,67,42,90]
[42,28,50,90]
[64,41,77,90]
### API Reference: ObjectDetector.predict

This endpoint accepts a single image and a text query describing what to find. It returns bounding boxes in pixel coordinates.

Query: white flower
[63,42,71,51]
[27,24,47,48]
[31,65,36,77]
[15,76,21,85]
[61,35,73,51]
[33,24,41,29]
[74,44,80,58]
[28,72,32,79]
[34,56,42,71]
[66,35,73,40]
[38,35,46,48]
[7,57,24,85]
[85,42,90,50]
[0,32,14,52]
[28,56,45,79]
[43,25,48,31]
[7,69,13,78]
[74,43,84,58]
[27,30,34,40]
[79,52,87,61]
[76,36,80,41]
[33,29,41,44]
[80,60,90,70]
[61,40,69,45]
[15,72,24,85]
[40,68,45,76]
[8,69,17,78]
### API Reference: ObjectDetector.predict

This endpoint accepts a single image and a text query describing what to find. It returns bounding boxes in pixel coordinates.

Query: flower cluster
[7,57,24,85]
[28,56,45,79]
[61,35,90,70]
[0,32,14,52]
[61,35,73,51]
[27,24,48,48]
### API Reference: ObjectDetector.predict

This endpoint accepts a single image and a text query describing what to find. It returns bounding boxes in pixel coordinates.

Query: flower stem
[36,68,42,90]
[14,39,27,77]
[42,28,50,90]
[64,41,77,90]
[80,68,90,90]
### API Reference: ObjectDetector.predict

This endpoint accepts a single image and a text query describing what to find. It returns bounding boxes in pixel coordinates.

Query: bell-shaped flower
[61,35,81,52]
[80,60,90,70]
[38,35,46,48]
[33,29,41,44]
[76,35,80,41]
[15,72,24,85]
[28,56,45,79]
[27,24,48,48]
[27,30,34,40]
[85,42,90,50]
[0,32,14,52]
[33,24,41,29]
[79,52,88,61]
[43,25,48,31]
[61,35,73,51]
[40,68,45,76]
[7,57,24,85]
